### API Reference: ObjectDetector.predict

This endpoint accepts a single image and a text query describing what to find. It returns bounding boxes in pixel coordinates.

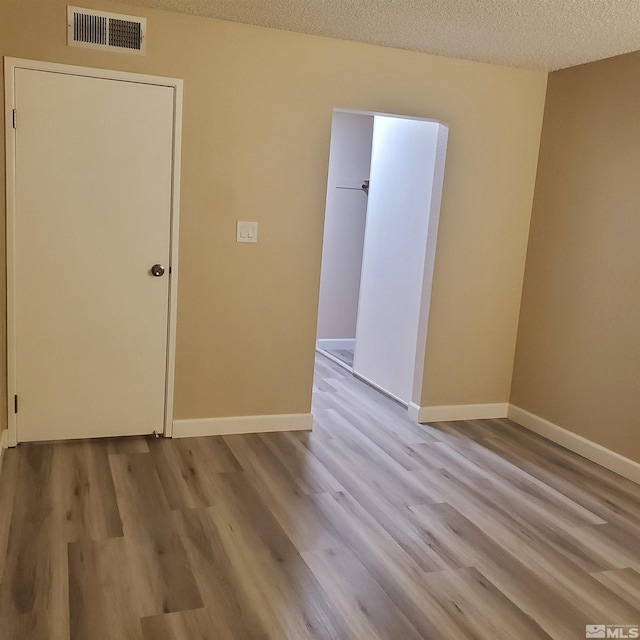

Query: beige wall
[1,0,547,425]
[511,52,640,462]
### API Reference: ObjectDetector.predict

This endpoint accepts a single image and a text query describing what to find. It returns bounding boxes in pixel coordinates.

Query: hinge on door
[14,395,18,414]
[12,109,16,129]
[169,266,172,275]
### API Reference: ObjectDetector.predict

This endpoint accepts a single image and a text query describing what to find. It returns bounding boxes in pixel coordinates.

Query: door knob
[150,264,165,277]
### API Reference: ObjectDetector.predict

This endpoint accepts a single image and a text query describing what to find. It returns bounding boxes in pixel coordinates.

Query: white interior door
[12,67,176,442]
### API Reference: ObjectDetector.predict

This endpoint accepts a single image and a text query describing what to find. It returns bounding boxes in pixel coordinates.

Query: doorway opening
[315,109,448,412]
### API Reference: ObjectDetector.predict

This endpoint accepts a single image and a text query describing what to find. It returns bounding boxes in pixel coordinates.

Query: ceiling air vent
[67,6,146,55]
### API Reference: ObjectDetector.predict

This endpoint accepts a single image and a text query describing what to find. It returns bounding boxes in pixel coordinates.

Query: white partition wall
[353,116,444,404]
[316,112,374,343]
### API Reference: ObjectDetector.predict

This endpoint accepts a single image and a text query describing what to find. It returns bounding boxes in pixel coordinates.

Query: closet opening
[315,109,449,412]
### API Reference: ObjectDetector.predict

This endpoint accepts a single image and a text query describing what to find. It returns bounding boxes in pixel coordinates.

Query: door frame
[316,108,449,412]
[4,57,184,445]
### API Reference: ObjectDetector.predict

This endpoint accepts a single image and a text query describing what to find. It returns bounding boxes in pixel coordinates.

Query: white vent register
[67,6,146,55]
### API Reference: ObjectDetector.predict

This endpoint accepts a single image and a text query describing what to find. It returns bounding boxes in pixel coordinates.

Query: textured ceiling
[116,0,640,71]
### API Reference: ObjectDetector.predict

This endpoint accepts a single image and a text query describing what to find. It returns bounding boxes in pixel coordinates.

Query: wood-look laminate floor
[323,348,354,369]
[0,353,639,639]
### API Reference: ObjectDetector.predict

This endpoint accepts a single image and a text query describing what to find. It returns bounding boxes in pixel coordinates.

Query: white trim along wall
[408,401,640,485]
[173,413,313,438]
[507,405,640,485]
[317,339,356,351]
[408,403,509,423]
[0,430,9,475]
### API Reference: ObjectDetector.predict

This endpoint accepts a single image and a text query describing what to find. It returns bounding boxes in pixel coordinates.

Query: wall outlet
[237,221,258,243]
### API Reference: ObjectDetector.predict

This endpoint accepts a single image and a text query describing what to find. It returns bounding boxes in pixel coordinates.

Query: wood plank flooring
[323,348,354,369]
[0,352,638,639]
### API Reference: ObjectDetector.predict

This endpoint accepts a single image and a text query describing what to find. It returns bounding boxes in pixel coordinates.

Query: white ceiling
[117,0,640,71]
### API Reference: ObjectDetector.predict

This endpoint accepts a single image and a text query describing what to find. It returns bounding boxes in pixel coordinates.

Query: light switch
[237,221,258,243]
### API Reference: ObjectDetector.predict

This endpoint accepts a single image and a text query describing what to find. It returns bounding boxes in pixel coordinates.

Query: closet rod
[336,180,369,194]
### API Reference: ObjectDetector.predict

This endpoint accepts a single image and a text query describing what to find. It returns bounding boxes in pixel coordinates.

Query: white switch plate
[237,221,258,243]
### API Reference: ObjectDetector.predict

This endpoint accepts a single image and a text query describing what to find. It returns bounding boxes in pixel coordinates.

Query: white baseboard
[173,412,313,439]
[0,430,9,476]
[316,338,355,351]
[354,372,407,407]
[508,405,640,485]
[408,402,509,423]
[318,349,353,373]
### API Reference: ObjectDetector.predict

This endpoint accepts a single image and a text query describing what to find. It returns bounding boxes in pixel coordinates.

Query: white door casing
[5,58,183,443]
